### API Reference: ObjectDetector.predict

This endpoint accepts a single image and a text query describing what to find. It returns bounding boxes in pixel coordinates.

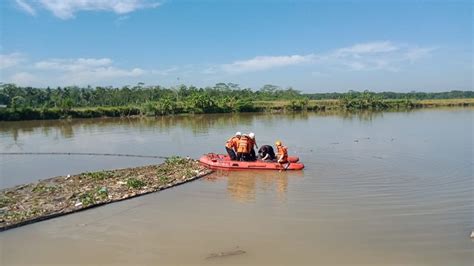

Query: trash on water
[206,247,246,259]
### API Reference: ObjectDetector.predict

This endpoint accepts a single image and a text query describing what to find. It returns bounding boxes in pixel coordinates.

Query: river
[0,108,473,265]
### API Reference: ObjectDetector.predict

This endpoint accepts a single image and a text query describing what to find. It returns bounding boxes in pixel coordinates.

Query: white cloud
[404,47,436,62]
[222,54,315,73]
[10,72,39,86]
[64,66,145,85]
[16,0,160,19]
[201,67,217,75]
[15,0,37,15]
[34,57,145,85]
[2,41,436,87]
[322,41,435,71]
[0,53,27,69]
[335,41,399,56]
[4,56,146,86]
[35,58,113,71]
[151,66,179,76]
[212,41,435,75]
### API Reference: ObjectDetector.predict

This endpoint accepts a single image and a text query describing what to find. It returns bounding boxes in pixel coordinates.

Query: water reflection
[313,109,388,122]
[205,170,303,203]
[0,112,312,142]
[2,107,470,139]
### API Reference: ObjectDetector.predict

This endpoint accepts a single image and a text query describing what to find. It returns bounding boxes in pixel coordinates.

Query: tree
[11,96,25,110]
[0,92,10,105]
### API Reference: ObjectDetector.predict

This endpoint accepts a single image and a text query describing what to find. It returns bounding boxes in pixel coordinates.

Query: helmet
[249,132,255,139]
[235,131,241,136]
[275,140,282,146]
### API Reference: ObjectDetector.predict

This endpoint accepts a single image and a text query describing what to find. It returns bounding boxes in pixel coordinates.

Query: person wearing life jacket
[247,132,258,161]
[237,134,251,161]
[225,132,241,160]
[275,140,288,165]
[258,145,276,161]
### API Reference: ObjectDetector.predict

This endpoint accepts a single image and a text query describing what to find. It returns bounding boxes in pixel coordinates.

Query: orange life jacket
[248,138,256,150]
[225,137,233,149]
[237,136,250,153]
[225,137,239,150]
[277,145,288,161]
[225,136,239,150]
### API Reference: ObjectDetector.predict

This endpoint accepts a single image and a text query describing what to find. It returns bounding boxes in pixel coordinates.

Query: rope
[0,152,170,159]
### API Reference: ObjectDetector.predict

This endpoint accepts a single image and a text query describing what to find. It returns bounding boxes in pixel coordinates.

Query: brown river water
[0,108,473,265]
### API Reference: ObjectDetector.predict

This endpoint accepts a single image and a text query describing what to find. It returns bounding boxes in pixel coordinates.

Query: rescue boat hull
[199,153,304,171]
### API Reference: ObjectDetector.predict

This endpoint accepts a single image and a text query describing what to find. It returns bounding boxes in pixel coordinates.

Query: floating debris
[206,247,246,259]
[0,157,212,231]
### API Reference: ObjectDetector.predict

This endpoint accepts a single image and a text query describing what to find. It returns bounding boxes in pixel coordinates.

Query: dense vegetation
[0,83,303,109]
[0,83,472,121]
[305,90,474,100]
[0,83,307,120]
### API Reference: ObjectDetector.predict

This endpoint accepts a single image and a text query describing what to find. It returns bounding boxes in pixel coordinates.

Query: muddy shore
[0,157,212,232]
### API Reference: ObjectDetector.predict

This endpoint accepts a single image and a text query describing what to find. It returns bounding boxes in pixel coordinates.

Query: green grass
[165,156,188,166]
[0,196,12,208]
[32,183,58,194]
[83,171,110,180]
[79,192,96,207]
[127,178,146,189]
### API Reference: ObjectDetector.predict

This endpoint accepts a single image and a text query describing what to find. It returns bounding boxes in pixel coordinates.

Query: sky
[0,0,472,92]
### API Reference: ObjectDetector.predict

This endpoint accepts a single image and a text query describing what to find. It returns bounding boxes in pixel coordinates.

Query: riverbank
[1,98,473,121]
[0,157,212,232]
[255,98,474,111]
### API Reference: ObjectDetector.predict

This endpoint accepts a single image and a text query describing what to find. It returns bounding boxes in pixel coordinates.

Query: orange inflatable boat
[199,153,304,171]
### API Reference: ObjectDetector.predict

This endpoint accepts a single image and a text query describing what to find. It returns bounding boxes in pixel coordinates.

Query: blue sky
[0,0,472,92]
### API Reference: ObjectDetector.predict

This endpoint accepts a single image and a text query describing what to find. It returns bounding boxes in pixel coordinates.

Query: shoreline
[0,157,213,232]
[0,98,473,122]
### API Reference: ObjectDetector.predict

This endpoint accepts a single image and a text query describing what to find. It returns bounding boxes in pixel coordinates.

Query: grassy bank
[257,98,474,111]
[0,157,212,231]
[1,84,472,121]
[1,98,472,121]
[414,98,474,107]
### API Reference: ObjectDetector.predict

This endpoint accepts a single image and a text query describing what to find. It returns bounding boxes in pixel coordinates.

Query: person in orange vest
[225,132,241,160]
[275,140,289,167]
[237,134,251,161]
[247,132,258,161]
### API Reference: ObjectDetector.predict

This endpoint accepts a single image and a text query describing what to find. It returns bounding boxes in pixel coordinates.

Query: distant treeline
[0,83,303,109]
[304,90,474,100]
[0,83,472,121]
[0,83,305,120]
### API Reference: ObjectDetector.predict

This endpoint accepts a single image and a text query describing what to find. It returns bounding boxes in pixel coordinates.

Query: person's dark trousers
[237,152,250,161]
[226,147,237,160]
[249,149,256,161]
